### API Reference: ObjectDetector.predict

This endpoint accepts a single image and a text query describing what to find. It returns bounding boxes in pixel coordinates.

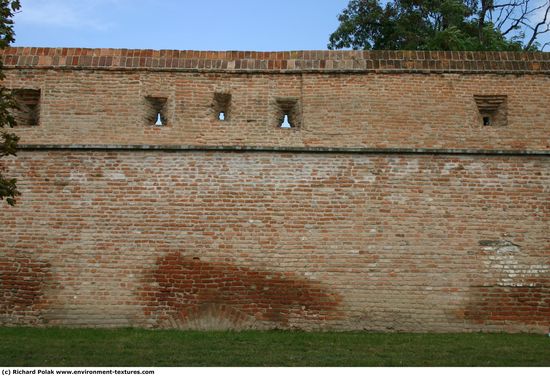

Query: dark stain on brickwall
[463,283,550,326]
[0,253,52,325]
[140,252,342,328]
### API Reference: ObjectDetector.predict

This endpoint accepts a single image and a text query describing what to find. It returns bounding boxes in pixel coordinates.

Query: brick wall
[0,48,548,332]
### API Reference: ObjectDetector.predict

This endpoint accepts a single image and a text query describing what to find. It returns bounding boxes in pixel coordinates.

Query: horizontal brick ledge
[17,144,550,156]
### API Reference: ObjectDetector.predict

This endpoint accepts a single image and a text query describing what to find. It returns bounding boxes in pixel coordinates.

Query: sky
[11,0,550,51]
[12,0,351,51]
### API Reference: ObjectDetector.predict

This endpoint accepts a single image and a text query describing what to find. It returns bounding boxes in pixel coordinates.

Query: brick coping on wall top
[1,47,549,73]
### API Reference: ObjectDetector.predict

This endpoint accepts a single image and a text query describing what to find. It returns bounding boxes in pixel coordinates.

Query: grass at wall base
[0,327,549,366]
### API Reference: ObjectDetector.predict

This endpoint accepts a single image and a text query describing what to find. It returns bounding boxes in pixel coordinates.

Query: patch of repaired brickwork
[140,252,342,329]
[462,240,550,327]
[0,253,52,325]
[464,285,550,325]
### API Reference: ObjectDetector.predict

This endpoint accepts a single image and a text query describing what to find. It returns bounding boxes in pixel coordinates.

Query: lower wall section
[1,150,548,332]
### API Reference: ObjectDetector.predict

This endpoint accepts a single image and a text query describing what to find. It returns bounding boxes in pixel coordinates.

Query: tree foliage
[328,0,550,51]
[0,0,20,206]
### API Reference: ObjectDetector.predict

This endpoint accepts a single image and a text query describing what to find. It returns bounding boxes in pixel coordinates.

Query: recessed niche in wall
[11,89,40,126]
[145,96,168,126]
[474,95,507,127]
[275,98,300,129]
[213,92,231,122]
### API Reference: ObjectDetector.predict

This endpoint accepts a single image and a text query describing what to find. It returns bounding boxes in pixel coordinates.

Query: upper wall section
[1,47,549,152]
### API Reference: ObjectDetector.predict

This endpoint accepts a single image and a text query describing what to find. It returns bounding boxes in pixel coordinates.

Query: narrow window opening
[11,89,41,127]
[280,114,292,128]
[155,112,163,126]
[213,93,231,122]
[275,98,300,130]
[145,96,168,126]
[474,95,507,127]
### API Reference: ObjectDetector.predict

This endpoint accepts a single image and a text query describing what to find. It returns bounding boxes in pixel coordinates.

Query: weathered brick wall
[0,48,548,332]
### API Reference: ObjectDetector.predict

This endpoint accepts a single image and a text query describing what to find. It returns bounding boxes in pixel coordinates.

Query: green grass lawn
[0,328,548,366]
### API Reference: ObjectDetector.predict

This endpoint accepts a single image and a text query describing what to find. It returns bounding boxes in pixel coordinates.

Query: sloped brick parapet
[1,47,549,74]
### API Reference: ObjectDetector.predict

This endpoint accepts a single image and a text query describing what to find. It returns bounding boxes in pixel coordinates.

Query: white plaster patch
[465,162,484,172]
[497,282,540,287]
[542,176,550,193]
[69,170,87,183]
[442,162,459,175]
[497,173,510,182]
[483,248,549,287]
[393,159,420,175]
[106,171,126,180]
[405,159,419,174]
[388,193,407,204]
[363,173,377,183]
[481,240,520,253]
